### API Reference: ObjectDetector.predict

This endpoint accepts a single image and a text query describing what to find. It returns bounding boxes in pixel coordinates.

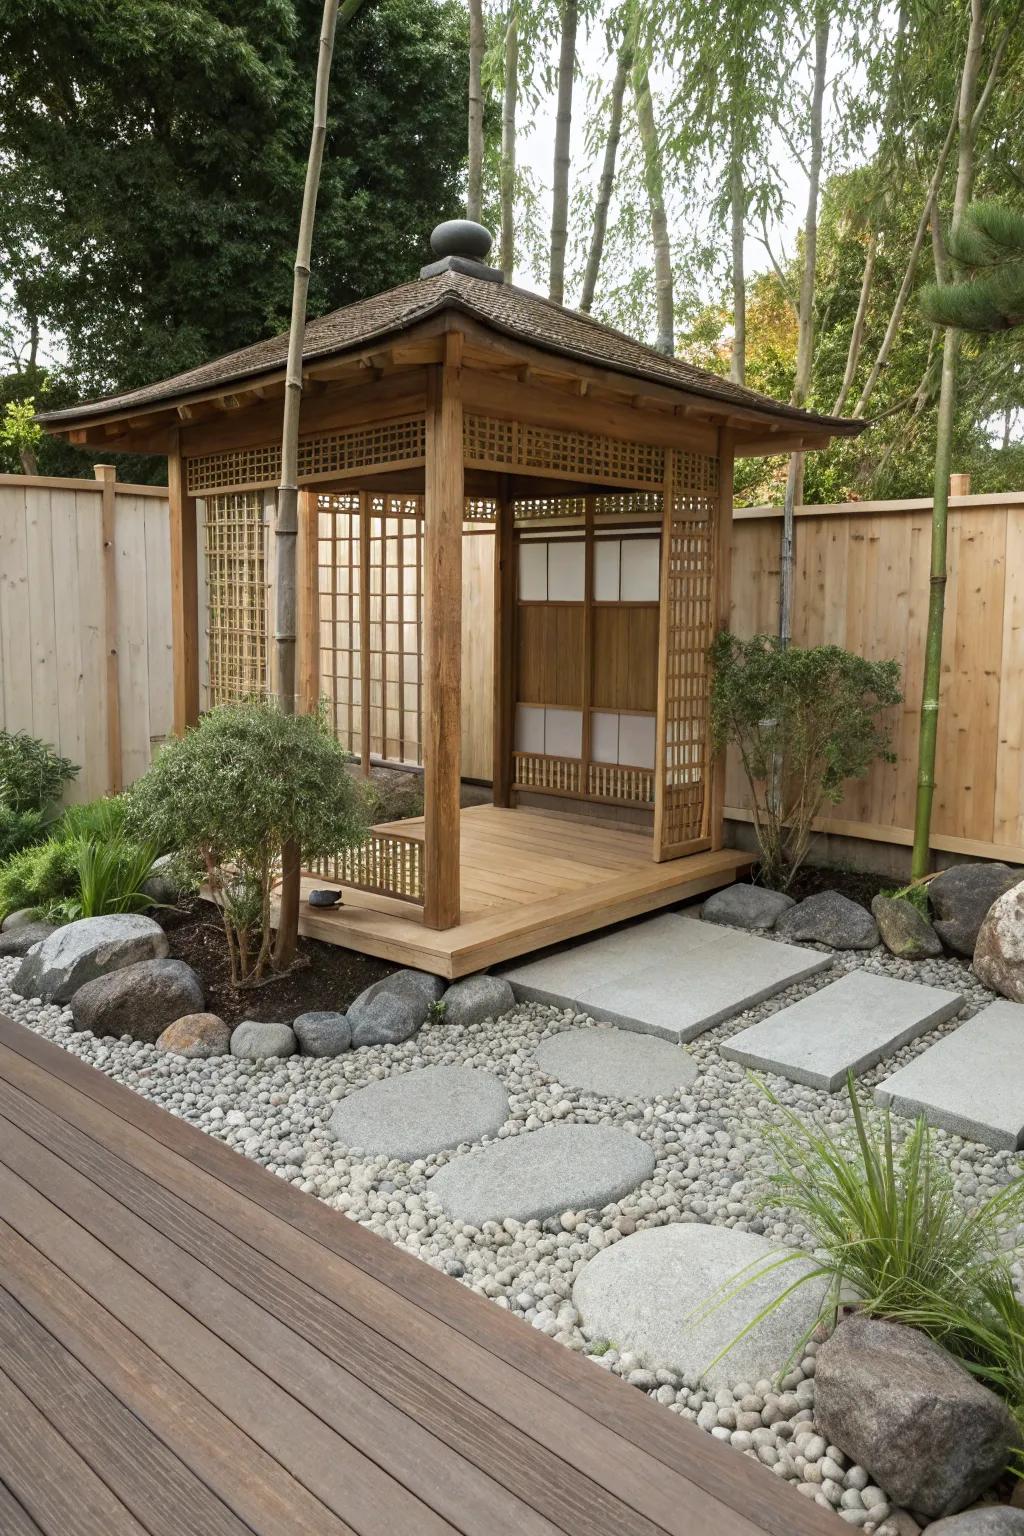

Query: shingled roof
[38,268,862,435]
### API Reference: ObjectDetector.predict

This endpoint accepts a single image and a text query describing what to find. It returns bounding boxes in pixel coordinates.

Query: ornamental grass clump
[124,699,369,986]
[709,633,901,890]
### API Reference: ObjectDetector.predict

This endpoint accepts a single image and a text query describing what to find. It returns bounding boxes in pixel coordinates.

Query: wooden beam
[93,465,123,793]
[297,489,320,715]
[358,491,372,777]
[167,429,200,734]
[422,351,464,930]
[652,449,675,862]
[709,427,734,850]
[491,477,515,807]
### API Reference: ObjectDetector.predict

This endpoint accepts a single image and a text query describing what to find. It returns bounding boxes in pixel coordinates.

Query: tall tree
[500,2,520,276]
[579,35,632,312]
[631,44,673,354]
[274,0,367,971]
[467,0,486,220]
[549,0,578,304]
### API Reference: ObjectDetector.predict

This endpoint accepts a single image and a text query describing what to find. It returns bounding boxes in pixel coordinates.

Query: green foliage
[51,834,162,923]
[0,792,163,922]
[710,633,901,888]
[0,833,81,920]
[0,806,45,863]
[0,396,41,472]
[921,202,1024,333]
[0,729,78,813]
[125,699,368,985]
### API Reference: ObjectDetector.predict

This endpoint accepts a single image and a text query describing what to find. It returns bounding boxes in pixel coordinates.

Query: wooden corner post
[491,475,515,807]
[167,429,200,734]
[422,343,464,930]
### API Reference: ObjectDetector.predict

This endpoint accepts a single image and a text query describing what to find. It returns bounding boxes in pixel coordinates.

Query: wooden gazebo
[41,223,859,976]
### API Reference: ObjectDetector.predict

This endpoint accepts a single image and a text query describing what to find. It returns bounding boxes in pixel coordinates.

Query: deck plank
[0,1016,837,1536]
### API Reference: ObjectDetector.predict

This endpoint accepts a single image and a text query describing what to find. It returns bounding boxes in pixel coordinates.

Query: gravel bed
[3,935,1022,1535]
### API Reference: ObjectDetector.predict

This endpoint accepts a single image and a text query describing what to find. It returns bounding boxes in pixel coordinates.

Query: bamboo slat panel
[726,494,1024,861]
[309,828,424,904]
[0,476,173,801]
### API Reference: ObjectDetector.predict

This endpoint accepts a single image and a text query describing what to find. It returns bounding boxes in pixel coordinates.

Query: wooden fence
[0,471,173,802]
[726,490,1024,865]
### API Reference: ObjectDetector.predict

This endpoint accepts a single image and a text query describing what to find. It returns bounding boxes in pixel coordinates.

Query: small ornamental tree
[710,633,901,889]
[125,700,368,986]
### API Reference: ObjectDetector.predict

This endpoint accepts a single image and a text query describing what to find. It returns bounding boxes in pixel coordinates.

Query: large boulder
[775,890,880,950]
[156,1012,231,1058]
[293,1010,352,1057]
[1,907,44,931]
[815,1313,1017,1519]
[442,974,516,1029]
[702,883,795,932]
[872,894,944,961]
[347,969,444,1048]
[924,1512,1024,1536]
[70,958,204,1043]
[0,920,57,958]
[12,914,170,1003]
[230,1020,297,1060]
[929,863,1020,957]
[974,880,1024,1002]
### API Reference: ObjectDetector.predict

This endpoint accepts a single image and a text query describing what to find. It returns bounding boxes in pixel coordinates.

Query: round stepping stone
[573,1224,828,1389]
[428,1124,655,1227]
[328,1066,509,1161]
[534,1027,697,1099]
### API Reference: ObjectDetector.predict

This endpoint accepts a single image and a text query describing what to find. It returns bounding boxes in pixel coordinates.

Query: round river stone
[573,1223,828,1389]
[328,1065,510,1161]
[533,1027,698,1099]
[427,1123,656,1227]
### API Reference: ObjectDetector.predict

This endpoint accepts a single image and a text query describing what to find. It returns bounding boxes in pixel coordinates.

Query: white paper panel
[544,707,583,758]
[547,540,585,602]
[518,542,548,601]
[515,704,545,753]
[620,538,660,601]
[619,712,656,769]
[591,711,619,763]
[593,539,620,602]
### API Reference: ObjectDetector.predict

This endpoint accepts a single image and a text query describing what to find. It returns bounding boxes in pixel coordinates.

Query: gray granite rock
[293,1010,352,1056]
[775,890,879,950]
[70,958,204,1043]
[329,1065,509,1159]
[347,968,444,1047]
[923,1511,1024,1536]
[442,974,516,1029]
[572,1223,828,1389]
[872,894,944,961]
[702,883,795,932]
[929,863,1021,957]
[973,880,1024,1002]
[141,852,187,906]
[0,920,56,958]
[815,1313,1018,1519]
[534,1027,698,1099]
[156,1012,231,1058]
[230,1020,297,1060]
[1,907,43,931]
[428,1123,655,1226]
[12,914,170,1003]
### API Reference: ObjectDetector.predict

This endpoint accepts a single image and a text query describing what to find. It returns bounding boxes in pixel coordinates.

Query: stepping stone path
[329,1066,510,1161]
[876,1001,1024,1150]
[501,913,830,1043]
[534,1027,697,1099]
[572,1224,828,1389]
[428,1124,655,1227]
[720,970,963,1091]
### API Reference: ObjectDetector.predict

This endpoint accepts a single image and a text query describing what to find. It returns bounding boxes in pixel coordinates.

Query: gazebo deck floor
[299,804,750,978]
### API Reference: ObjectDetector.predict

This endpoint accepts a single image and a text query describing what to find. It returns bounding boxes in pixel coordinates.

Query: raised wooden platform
[300,804,751,978]
[0,1015,837,1536]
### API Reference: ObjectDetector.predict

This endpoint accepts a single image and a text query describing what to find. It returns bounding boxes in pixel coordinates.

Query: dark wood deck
[0,1013,836,1536]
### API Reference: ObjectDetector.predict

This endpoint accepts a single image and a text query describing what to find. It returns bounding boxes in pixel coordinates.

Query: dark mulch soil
[755,862,893,912]
[157,897,396,1025]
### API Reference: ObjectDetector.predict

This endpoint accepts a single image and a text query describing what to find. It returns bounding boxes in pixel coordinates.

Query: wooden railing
[512,752,582,794]
[309,830,424,904]
[586,763,655,805]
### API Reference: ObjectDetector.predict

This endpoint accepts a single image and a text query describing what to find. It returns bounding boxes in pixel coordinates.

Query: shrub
[0,806,46,862]
[709,633,901,889]
[0,833,80,919]
[0,794,161,923]
[0,729,78,813]
[124,699,369,986]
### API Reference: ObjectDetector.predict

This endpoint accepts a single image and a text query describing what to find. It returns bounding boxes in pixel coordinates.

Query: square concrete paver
[719,970,964,1091]
[875,1001,1024,1150]
[500,913,832,1043]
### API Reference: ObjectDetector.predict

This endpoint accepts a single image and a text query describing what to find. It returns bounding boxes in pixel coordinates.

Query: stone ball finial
[430,220,494,262]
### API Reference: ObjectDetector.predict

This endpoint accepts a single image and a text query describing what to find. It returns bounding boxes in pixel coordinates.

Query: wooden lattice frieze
[512,753,582,794]
[309,829,423,904]
[675,450,720,497]
[466,415,666,489]
[586,763,654,804]
[464,498,498,522]
[203,491,269,705]
[513,495,587,522]
[187,417,427,494]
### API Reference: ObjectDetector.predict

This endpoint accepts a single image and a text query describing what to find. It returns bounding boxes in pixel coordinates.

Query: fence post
[93,464,123,794]
[949,473,972,497]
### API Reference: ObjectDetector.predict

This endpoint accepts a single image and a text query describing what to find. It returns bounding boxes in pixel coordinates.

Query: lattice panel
[513,491,665,523]
[203,491,269,705]
[316,493,362,755]
[656,492,718,851]
[514,496,588,522]
[465,498,498,522]
[186,417,427,494]
[587,763,655,804]
[512,753,582,794]
[309,830,423,904]
[676,451,720,496]
[466,415,665,488]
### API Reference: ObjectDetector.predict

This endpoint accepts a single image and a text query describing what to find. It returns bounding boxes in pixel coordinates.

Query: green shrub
[0,806,46,862]
[0,729,78,813]
[710,633,901,889]
[124,699,369,985]
[0,833,81,919]
[0,794,160,923]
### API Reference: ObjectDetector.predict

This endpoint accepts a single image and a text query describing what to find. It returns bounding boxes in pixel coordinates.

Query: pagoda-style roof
[39,268,862,441]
